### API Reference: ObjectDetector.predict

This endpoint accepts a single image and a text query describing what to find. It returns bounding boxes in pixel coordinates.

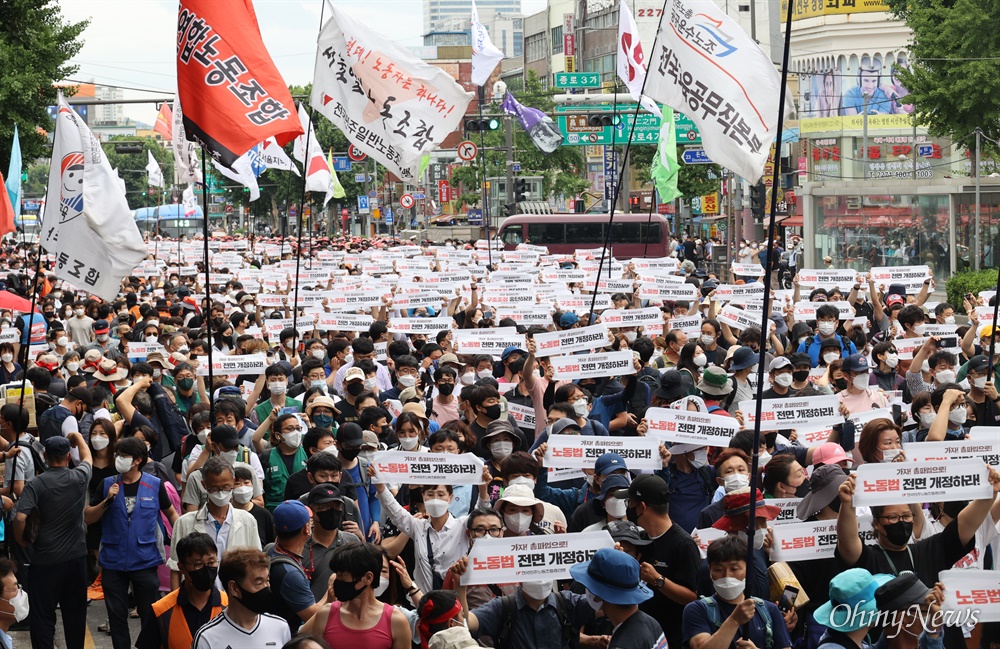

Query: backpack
[34,392,60,420]
[14,438,47,476]
[496,591,576,649]
[693,596,773,649]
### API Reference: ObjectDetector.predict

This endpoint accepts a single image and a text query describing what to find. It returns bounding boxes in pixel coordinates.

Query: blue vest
[38,404,71,442]
[99,474,163,571]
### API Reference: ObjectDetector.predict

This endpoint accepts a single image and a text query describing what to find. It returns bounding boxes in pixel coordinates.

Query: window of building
[525,33,546,62]
[514,32,523,57]
[552,25,563,54]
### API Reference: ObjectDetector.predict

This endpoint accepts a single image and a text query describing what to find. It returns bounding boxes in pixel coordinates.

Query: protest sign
[770,516,876,562]
[769,498,803,526]
[644,407,740,446]
[892,336,930,360]
[731,263,765,277]
[667,316,703,337]
[0,329,18,345]
[547,467,583,484]
[370,451,484,485]
[600,307,663,329]
[637,283,699,301]
[507,402,536,432]
[714,283,764,301]
[940,569,1000,623]
[533,324,610,358]
[461,531,615,585]
[739,396,842,431]
[543,434,661,471]
[718,305,762,331]
[551,352,635,380]
[902,440,1000,467]
[692,527,728,559]
[793,301,855,321]
[126,342,165,360]
[452,330,527,356]
[495,307,553,326]
[195,353,268,376]
[847,408,894,430]
[796,269,859,289]
[387,317,453,334]
[870,266,931,292]
[853,459,993,507]
[969,426,1000,440]
[316,313,374,332]
[556,295,613,312]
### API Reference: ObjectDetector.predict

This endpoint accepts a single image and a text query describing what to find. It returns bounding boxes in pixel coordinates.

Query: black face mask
[437,383,455,396]
[792,370,810,383]
[380,424,392,439]
[346,382,365,397]
[340,448,360,462]
[626,506,640,524]
[333,577,364,602]
[483,404,502,420]
[794,480,811,498]
[235,585,274,614]
[881,520,913,547]
[827,495,842,513]
[834,378,848,391]
[764,432,778,449]
[187,565,218,592]
[317,508,344,531]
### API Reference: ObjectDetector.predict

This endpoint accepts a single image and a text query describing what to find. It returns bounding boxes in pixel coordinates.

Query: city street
[9,606,142,649]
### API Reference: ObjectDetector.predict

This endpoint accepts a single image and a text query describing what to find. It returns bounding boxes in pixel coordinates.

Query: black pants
[103,566,160,649]
[28,556,89,649]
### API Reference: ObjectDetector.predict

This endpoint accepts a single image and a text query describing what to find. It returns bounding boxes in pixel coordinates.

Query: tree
[101,136,175,210]
[629,140,721,199]
[0,0,87,165]
[884,0,1000,156]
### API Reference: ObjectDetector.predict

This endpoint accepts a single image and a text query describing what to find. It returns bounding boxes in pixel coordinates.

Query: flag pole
[199,148,215,421]
[291,101,314,341]
[744,0,795,605]
[477,86,493,267]
[17,240,44,410]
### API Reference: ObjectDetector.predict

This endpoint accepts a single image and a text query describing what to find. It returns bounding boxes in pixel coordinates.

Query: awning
[781,128,800,144]
[701,214,727,222]
[783,215,803,227]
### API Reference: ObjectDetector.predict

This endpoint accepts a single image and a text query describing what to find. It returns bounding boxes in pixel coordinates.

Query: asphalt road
[9,603,143,649]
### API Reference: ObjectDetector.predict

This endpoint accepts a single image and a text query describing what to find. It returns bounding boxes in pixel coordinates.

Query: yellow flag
[329,149,346,199]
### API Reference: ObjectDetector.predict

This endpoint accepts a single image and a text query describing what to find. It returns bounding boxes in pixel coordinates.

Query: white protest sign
[794,300,855,321]
[714,283,764,301]
[461,531,615,585]
[547,467,583,484]
[600,307,663,329]
[644,407,740,446]
[969,426,1000,440]
[770,517,876,562]
[495,307,553,326]
[390,293,445,309]
[693,527,728,559]
[543,434,661,471]
[551,351,635,380]
[316,314,375,332]
[0,329,19,345]
[668,316,703,337]
[556,295,613,313]
[638,283,699,301]
[731,263,764,277]
[870,266,931,292]
[196,353,268,376]
[127,342,165,360]
[902,439,1000,467]
[769,498,804,525]
[796,269,859,289]
[370,451,484,485]
[507,402,537,432]
[939,569,1000,623]
[452,330,527,356]
[718,305,762,331]
[847,408,894,430]
[533,324,610,358]
[853,459,992,506]
[892,336,930,360]
[739,395,843,431]
[387,317,453,334]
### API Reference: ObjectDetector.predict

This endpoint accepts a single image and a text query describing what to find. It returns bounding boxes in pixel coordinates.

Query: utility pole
[862,94,869,180]
[975,128,981,271]
[504,116,515,215]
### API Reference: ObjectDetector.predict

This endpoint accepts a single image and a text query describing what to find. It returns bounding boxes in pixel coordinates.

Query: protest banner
[770,516,876,562]
[452,330,527,356]
[847,408,894,430]
[718,305,762,331]
[370,451,484,485]
[853,459,992,507]
[714,283,764,301]
[731,263,765,277]
[551,352,635,380]
[793,301,855,321]
[495,307,554,326]
[196,353,268,376]
[969,426,999,440]
[870,266,932,292]
[645,407,740,446]
[507,402,536,432]
[890,336,930,360]
[599,307,663,329]
[0,330,17,345]
[940,569,1000,623]
[796,269,859,289]
[127,342,165,360]
[533,324,610,358]
[556,295,613,312]
[461,531,615,585]
[547,467,583,484]
[667,316,703,337]
[795,425,834,446]
[316,313,374,332]
[739,395,842,431]
[692,527,728,559]
[902,440,1000,467]
[768,498,803,526]
[387,317,453,334]
[543,434,661,471]
[637,283,699,301]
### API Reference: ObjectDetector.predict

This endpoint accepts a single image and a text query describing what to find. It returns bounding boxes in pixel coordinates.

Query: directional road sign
[412,192,425,199]
[458,141,478,161]
[554,72,602,89]
[681,148,713,165]
[512,163,521,172]
[354,174,366,183]
[357,195,370,214]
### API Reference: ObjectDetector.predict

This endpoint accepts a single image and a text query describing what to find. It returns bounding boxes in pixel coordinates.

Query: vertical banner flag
[41,95,148,301]
[212,150,260,201]
[0,170,15,237]
[311,2,474,182]
[176,0,303,168]
[328,150,346,199]
[617,0,662,118]
[293,105,335,205]
[500,92,563,154]
[651,107,681,202]
[6,125,21,220]
[172,98,202,184]
[259,137,299,175]
[153,102,173,140]
[643,0,782,181]
[471,0,504,86]
[146,150,164,188]
[182,184,199,217]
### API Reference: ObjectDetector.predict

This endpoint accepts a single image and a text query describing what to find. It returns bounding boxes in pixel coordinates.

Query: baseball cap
[768,356,792,372]
[842,354,869,373]
[501,346,527,362]
[603,520,652,547]
[345,367,365,383]
[559,312,580,328]
[273,500,312,534]
[886,294,905,308]
[337,423,365,449]
[93,320,110,335]
[43,435,71,457]
[812,442,851,468]
[307,484,344,506]
[627,474,670,506]
[594,452,627,476]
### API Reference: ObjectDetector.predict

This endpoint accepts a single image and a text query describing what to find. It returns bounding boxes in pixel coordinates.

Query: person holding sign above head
[797,304,857,367]
[919,385,971,442]
[906,337,958,396]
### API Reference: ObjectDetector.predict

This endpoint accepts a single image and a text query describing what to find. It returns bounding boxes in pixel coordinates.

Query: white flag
[617,0,662,118]
[212,152,260,201]
[171,97,202,184]
[146,150,164,188]
[643,0,782,181]
[41,94,148,301]
[311,1,473,182]
[293,105,335,205]
[111,168,127,195]
[260,137,300,175]
[182,184,199,217]
[471,0,504,87]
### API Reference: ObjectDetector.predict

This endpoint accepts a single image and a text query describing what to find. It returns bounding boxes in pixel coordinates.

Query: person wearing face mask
[699,449,751,526]
[301,484,361,601]
[683,535,793,649]
[137,532,228,649]
[37,385,92,443]
[83,437,179,649]
[430,366,461,425]
[248,364,302,427]
[84,319,124,362]
[380,354,421,404]
[292,358,332,399]
[838,354,888,416]
[495,483,547,537]
[0,343,20,386]
[182,426,266,513]
[263,500,327,632]
[0,559,28,649]
[336,423,383,543]
[580,474,633,533]
[260,413,308,511]
[906,338,958,396]
[480,421,522,503]
[761,454,809,499]
[707,488,781,601]
[393,411,427,452]
[869,341,904,391]
[797,304,857,367]
[191,547,292,648]
[304,396,340,436]
[961,355,1000,426]
[761,356,796,399]
[337,366,370,425]
[920,385,970,442]
[66,302,95,348]
[653,330,689,370]
[298,542,412,649]
[657,441,714,534]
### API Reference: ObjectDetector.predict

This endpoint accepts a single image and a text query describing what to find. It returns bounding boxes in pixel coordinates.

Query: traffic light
[504,203,517,217]
[114,142,143,154]
[588,114,620,127]
[465,118,500,132]
[750,182,767,221]
[514,179,529,202]
[629,196,640,212]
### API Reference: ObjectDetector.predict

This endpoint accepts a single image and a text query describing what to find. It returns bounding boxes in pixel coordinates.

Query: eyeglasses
[206,487,233,496]
[281,426,303,434]
[469,526,503,538]
[184,560,219,571]
[879,513,913,524]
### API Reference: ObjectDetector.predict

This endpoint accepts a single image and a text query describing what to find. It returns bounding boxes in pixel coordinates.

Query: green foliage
[946,268,998,314]
[0,0,87,165]
[884,0,1000,154]
[22,163,49,196]
[631,144,719,199]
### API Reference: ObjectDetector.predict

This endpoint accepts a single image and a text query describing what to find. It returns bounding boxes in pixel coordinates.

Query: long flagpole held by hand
[199,147,215,422]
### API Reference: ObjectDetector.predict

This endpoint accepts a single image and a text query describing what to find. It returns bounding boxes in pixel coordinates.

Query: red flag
[153,102,173,140]
[176,0,303,169]
[0,170,15,237]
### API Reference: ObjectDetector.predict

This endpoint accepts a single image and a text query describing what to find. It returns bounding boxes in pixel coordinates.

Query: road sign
[348,146,367,162]
[681,148,713,165]
[467,209,483,226]
[512,163,521,172]
[555,105,701,147]
[357,195,370,214]
[354,174,366,183]
[458,141,478,161]
[368,190,377,198]
[400,194,415,209]
[332,156,351,172]
[385,207,394,225]
[412,192,425,199]
[370,198,379,209]
[554,72,602,89]
[289,205,297,218]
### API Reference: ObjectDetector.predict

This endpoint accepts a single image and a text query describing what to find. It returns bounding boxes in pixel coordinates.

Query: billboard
[800,53,913,123]
[780,0,891,21]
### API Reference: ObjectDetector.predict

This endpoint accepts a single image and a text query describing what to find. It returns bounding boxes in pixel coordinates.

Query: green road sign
[554,72,602,89]
[555,105,701,146]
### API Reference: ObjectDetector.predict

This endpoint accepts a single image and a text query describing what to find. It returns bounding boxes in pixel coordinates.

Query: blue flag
[6,125,21,220]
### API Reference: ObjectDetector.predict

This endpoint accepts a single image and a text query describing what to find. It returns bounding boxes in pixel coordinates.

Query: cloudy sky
[59,0,547,123]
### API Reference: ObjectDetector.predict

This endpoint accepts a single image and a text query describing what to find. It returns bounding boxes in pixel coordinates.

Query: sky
[59,0,548,124]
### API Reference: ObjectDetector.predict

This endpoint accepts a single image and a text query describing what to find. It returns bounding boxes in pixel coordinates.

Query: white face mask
[96,334,109,343]
[584,588,604,612]
[398,374,417,388]
[233,485,254,504]
[343,354,354,365]
[268,382,287,395]
[508,476,536,490]
[310,380,327,392]
[852,373,870,390]
[208,490,233,507]
[623,331,637,343]
[912,324,927,336]
[145,335,158,344]
[723,473,750,493]
[919,412,936,428]
[973,376,988,389]
[818,321,837,336]
[700,334,715,347]
[881,448,902,463]
[282,430,302,449]
[490,440,513,460]
[944,315,956,325]
[504,512,533,535]
[935,369,956,385]
[823,352,840,365]
[604,496,627,519]
[197,429,210,445]
[221,450,239,465]
[115,455,134,474]
[373,580,389,598]
[758,451,772,467]
[521,580,552,600]
[0,354,11,363]
[66,362,80,372]
[693,353,708,368]
[91,436,110,451]
[460,372,475,385]
[477,368,494,379]
[774,373,793,388]
[311,349,325,360]
[75,308,85,317]
[948,407,968,425]
[713,577,746,601]
[399,436,420,450]
[3,587,28,622]
[884,353,899,369]
[57,336,68,347]
[573,399,589,418]
[424,498,450,518]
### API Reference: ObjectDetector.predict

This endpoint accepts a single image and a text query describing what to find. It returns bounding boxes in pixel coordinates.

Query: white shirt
[192,610,290,649]
[922,512,1000,570]
[4,434,35,489]
[184,445,265,482]
[167,504,261,571]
